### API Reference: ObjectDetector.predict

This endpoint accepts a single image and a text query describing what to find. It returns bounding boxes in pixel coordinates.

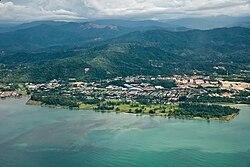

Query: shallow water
[0,98,250,167]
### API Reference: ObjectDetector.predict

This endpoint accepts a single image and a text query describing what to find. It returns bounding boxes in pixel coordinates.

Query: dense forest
[0,26,250,82]
[31,94,79,108]
[173,103,239,119]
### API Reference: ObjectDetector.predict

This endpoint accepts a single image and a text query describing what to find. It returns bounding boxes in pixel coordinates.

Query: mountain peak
[81,22,118,30]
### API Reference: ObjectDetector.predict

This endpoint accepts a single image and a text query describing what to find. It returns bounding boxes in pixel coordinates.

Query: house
[124,84,133,89]
[84,68,90,73]
[195,79,205,85]
[28,85,37,90]
[155,86,164,90]
[69,78,76,82]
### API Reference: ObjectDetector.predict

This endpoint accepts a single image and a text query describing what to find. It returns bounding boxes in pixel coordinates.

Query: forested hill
[0,20,189,52]
[111,27,250,49]
[0,27,250,82]
[0,22,131,52]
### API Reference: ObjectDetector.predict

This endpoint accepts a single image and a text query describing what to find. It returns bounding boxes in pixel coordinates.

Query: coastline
[26,99,80,110]
[25,98,241,122]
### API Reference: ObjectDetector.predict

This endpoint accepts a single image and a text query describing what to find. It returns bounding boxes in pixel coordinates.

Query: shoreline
[0,95,30,100]
[26,99,241,122]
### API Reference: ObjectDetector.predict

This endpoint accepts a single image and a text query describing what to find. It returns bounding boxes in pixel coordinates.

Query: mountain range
[0,19,249,82]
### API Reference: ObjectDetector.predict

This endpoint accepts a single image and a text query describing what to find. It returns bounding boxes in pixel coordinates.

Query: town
[1,74,249,120]
[2,74,249,102]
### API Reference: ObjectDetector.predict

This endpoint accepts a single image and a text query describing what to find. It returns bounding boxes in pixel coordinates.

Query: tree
[149,110,155,114]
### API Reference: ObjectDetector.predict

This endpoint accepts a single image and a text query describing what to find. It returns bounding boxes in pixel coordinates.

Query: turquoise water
[0,98,250,167]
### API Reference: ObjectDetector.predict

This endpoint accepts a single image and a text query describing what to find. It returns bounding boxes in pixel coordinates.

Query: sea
[0,97,250,167]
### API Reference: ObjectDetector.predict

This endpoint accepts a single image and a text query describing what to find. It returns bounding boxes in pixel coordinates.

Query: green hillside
[0,27,250,82]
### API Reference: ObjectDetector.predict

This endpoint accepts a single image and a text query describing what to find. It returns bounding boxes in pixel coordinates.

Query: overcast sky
[0,0,250,22]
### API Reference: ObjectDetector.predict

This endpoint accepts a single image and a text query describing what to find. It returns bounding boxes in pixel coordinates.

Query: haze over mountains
[0,16,249,52]
[0,15,249,82]
[95,16,250,29]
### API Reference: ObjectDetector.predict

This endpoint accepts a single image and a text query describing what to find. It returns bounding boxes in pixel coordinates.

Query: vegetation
[1,22,248,122]
[1,27,250,82]
[172,103,239,120]
[31,94,79,108]
[29,93,240,121]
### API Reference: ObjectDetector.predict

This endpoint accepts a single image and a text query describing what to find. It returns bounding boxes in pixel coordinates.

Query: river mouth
[0,97,250,167]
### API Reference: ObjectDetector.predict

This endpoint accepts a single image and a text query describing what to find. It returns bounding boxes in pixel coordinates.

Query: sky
[0,0,250,22]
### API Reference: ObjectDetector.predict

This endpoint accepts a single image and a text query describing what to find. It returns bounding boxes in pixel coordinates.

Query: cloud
[0,0,249,22]
[0,1,85,22]
[189,0,250,11]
